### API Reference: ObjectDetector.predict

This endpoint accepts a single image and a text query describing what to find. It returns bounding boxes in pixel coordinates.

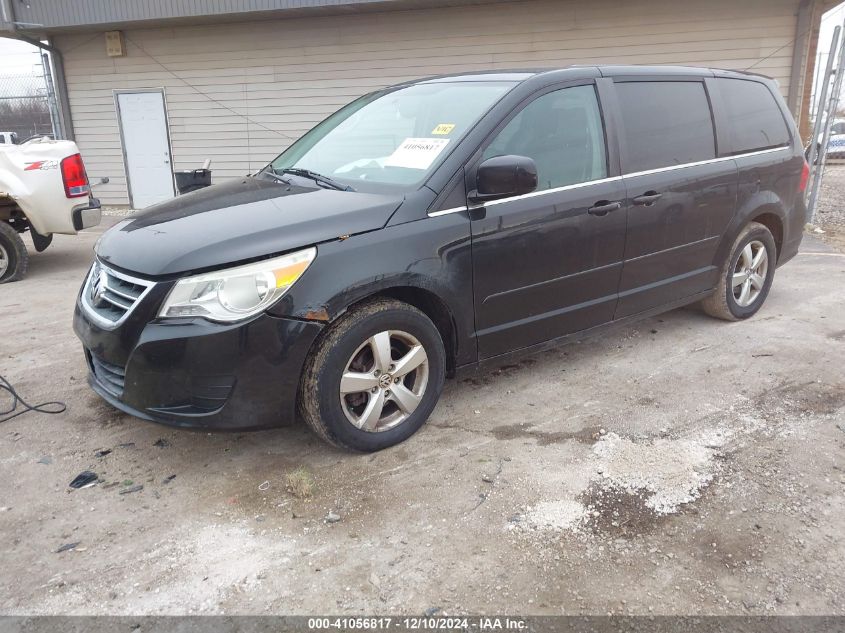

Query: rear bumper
[778,195,808,267]
[74,300,323,431]
[72,197,102,231]
[779,233,803,267]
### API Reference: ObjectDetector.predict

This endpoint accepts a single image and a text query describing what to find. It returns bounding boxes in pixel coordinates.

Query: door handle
[632,191,662,206]
[587,200,622,216]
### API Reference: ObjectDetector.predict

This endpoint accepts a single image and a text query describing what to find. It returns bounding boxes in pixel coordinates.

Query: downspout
[0,0,75,140]
[0,0,12,29]
[787,0,814,135]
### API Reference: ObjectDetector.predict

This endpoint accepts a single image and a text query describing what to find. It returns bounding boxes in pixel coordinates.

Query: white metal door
[116,91,174,208]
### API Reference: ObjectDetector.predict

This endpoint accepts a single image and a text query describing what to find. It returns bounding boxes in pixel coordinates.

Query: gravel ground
[813,163,845,252]
[0,215,843,616]
[100,207,135,218]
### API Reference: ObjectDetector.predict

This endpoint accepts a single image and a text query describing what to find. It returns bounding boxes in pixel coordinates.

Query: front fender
[267,214,477,366]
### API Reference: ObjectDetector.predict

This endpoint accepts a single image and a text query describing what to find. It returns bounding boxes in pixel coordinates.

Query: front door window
[482,84,607,192]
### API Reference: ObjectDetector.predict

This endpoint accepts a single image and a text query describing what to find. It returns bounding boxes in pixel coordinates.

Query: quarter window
[616,81,716,172]
[717,78,790,153]
[482,85,607,191]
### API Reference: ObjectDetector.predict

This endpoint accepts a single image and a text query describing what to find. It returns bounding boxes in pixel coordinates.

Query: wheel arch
[748,208,784,261]
[0,194,24,224]
[368,285,458,378]
[289,277,462,379]
[716,193,788,267]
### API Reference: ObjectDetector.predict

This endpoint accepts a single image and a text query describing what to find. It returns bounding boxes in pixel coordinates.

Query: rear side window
[616,81,716,172]
[717,78,790,153]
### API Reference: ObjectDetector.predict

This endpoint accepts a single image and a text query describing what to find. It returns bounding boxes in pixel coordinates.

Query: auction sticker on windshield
[384,138,450,170]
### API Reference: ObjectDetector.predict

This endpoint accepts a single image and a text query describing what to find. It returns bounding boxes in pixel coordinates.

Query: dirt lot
[1,213,844,616]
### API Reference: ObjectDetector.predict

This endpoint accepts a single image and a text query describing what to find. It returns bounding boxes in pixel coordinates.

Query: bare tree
[0,76,52,140]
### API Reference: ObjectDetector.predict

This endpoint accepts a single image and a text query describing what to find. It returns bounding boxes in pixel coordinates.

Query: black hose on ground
[0,375,66,423]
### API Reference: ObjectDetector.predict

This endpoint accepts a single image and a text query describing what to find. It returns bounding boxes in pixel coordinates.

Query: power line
[744,25,814,72]
[123,33,296,142]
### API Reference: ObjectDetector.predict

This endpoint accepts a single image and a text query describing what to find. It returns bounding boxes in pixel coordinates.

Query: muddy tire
[0,222,28,283]
[701,221,777,321]
[298,298,446,452]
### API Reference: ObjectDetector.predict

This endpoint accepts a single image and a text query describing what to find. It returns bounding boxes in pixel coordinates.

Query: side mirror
[473,154,538,201]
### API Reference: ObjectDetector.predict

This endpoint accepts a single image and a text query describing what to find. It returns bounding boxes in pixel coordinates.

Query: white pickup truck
[0,137,101,282]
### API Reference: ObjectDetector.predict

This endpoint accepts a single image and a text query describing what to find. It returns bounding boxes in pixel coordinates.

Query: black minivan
[74,65,808,451]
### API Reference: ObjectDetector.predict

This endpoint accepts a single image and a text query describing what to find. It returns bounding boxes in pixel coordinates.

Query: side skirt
[455,289,713,378]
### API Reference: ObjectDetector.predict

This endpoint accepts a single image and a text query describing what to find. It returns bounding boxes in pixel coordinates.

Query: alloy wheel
[339,330,429,432]
[0,242,9,277]
[732,240,768,307]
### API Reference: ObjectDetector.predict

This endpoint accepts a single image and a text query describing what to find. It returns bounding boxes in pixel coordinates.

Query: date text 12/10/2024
[307,617,528,630]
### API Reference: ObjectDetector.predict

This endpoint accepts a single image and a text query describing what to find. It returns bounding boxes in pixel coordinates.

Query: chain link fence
[0,72,54,141]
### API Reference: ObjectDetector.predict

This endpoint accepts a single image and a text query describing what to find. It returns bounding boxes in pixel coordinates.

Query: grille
[81,261,154,327]
[89,353,126,398]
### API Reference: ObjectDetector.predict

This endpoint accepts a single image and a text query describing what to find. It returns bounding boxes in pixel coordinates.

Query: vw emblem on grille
[82,261,152,327]
[90,266,110,308]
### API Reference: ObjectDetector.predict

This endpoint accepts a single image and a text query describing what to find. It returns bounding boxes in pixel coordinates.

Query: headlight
[158,247,316,322]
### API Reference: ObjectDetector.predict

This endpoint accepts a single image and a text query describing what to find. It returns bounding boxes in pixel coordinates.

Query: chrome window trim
[80,260,156,330]
[428,206,467,217]
[483,175,623,208]
[621,145,790,180]
[426,145,791,216]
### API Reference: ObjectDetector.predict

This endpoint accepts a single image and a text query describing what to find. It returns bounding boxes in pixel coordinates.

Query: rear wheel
[701,221,776,321]
[299,298,446,452]
[0,222,28,283]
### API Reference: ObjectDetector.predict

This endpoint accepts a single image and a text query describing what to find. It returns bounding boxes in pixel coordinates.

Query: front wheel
[701,221,777,321]
[0,222,29,283]
[298,298,446,451]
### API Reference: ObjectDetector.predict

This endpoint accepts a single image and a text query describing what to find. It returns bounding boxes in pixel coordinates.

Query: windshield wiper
[259,166,292,185]
[278,168,354,192]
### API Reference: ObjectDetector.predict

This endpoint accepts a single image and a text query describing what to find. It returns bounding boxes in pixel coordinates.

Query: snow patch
[521,500,588,532]
[592,432,715,514]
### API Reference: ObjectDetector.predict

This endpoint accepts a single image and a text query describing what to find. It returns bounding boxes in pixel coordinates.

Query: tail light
[798,159,810,193]
[60,153,90,198]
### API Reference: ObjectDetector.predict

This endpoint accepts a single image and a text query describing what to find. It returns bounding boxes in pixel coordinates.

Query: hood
[96,177,403,276]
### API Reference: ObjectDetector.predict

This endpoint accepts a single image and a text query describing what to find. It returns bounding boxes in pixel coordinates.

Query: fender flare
[279,271,465,373]
[305,273,452,319]
[713,191,787,267]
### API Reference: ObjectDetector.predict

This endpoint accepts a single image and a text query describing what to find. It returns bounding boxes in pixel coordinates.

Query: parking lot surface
[0,214,843,615]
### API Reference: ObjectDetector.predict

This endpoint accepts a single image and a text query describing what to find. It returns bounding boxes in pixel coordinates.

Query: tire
[298,298,446,452]
[0,222,29,283]
[701,221,777,321]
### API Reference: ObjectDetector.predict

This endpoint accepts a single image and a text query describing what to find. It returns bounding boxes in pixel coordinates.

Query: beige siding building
[1,0,835,206]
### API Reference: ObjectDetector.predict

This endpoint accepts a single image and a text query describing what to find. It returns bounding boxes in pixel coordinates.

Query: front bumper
[73,297,323,430]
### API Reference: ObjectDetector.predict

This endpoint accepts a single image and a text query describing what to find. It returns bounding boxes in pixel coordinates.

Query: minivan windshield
[268,81,517,192]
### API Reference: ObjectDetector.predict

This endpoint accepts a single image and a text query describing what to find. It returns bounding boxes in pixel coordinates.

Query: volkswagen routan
[74,65,808,451]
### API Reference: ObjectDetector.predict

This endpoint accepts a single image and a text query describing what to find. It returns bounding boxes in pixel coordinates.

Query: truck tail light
[798,159,810,193]
[61,153,90,198]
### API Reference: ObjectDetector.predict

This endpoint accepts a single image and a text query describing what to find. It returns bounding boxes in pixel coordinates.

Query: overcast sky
[0,36,43,75]
[819,3,845,63]
[811,2,845,111]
